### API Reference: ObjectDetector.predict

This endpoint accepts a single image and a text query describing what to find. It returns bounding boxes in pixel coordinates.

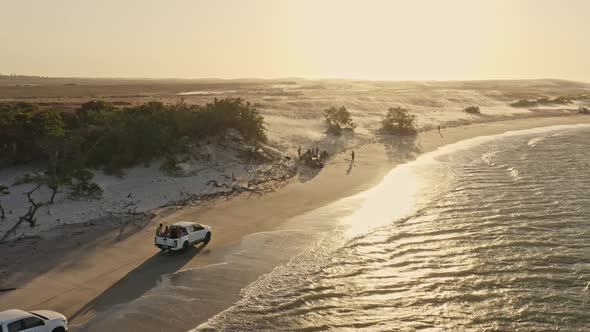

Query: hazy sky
[1,0,589,81]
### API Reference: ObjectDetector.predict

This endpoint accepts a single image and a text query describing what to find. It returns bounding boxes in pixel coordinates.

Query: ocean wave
[196,126,590,331]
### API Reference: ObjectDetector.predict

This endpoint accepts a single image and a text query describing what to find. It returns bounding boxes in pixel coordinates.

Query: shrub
[510,99,538,108]
[203,98,267,142]
[510,96,573,108]
[381,107,417,135]
[323,106,356,133]
[550,96,572,104]
[69,169,103,200]
[160,155,184,176]
[463,106,481,114]
[78,100,115,126]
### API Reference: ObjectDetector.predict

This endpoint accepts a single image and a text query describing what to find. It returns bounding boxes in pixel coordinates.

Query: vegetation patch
[323,106,356,134]
[68,169,104,200]
[509,96,574,108]
[0,98,269,241]
[0,98,267,172]
[381,107,417,135]
[160,155,185,177]
[463,106,481,114]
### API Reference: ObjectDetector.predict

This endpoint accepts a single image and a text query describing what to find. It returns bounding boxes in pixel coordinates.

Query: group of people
[155,223,185,239]
[298,146,330,163]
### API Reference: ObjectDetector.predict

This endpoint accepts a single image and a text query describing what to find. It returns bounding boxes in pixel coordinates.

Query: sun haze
[1,0,589,81]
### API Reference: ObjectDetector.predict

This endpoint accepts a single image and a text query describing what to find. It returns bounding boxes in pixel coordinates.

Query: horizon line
[1,74,589,84]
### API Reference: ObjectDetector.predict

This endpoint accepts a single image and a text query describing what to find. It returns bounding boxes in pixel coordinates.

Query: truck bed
[155,235,183,250]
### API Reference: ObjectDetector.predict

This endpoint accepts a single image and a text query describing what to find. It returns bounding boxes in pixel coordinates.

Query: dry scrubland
[2,77,590,147]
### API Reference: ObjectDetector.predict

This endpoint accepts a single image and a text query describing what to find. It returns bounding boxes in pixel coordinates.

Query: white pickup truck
[154,221,211,251]
[0,309,68,332]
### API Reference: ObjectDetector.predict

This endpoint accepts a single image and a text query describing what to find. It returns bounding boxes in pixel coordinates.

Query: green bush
[381,107,417,135]
[78,100,115,126]
[69,169,103,200]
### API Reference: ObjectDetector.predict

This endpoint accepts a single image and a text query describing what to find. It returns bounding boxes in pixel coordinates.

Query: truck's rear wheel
[183,241,190,249]
[204,232,211,244]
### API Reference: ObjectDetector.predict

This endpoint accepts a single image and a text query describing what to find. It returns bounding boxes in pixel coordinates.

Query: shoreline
[1,114,590,331]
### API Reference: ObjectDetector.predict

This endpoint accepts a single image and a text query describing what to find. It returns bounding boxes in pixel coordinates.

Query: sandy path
[1,115,589,330]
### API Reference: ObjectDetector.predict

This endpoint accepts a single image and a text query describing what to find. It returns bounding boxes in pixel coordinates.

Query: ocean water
[197,125,590,331]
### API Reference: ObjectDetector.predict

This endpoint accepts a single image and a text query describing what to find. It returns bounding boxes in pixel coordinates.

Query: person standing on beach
[351,150,355,163]
[297,146,301,160]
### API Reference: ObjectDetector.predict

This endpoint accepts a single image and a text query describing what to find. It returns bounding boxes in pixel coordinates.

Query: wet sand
[1,115,589,331]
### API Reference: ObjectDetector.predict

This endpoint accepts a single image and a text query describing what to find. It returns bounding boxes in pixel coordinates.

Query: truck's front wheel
[204,232,211,245]
[183,241,190,249]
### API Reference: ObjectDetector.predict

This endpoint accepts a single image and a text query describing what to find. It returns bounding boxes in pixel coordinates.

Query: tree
[323,106,356,133]
[0,185,8,220]
[78,100,115,126]
[45,166,75,204]
[15,169,73,205]
[30,111,65,138]
[31,110,71,203]
[382,107,417,135]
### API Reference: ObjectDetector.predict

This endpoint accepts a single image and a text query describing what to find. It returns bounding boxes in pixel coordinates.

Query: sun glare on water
[340,162,425,237]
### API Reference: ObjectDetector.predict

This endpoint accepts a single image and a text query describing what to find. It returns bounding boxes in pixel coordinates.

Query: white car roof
[0,309,30,322]
[173,221,197,227]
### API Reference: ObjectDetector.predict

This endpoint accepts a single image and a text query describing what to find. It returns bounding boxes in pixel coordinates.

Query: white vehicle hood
[30,310,66,321]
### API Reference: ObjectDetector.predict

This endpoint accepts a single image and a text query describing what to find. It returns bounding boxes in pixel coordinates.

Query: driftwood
[206,179,263,199]
[104,199,140,219]
[156,158,298,212]
[0,184,46,242]
[206,180,230,188]
[0,288,17,292]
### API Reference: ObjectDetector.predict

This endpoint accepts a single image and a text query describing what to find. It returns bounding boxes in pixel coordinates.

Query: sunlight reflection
[341,163,424,237]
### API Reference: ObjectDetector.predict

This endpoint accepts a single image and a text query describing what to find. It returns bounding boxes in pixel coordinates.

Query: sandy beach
[1,113,589,331]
